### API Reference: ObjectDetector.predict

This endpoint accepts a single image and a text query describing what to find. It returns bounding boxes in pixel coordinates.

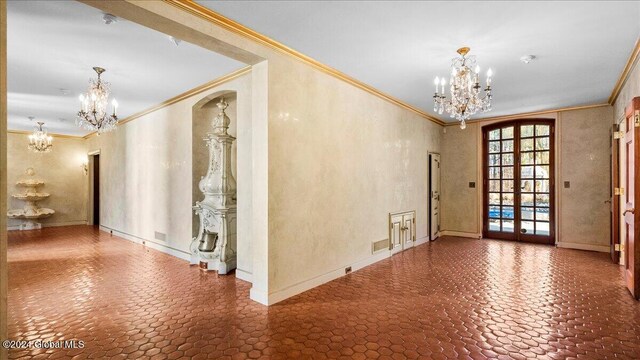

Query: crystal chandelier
[77,67,119,134]
[28,119,53,153]
[433,47,493,129]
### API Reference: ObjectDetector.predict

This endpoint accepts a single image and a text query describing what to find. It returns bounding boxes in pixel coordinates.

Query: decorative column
[191,98,237,274]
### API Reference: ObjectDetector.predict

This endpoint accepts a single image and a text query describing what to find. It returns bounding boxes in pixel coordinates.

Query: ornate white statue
[191,98,237,274]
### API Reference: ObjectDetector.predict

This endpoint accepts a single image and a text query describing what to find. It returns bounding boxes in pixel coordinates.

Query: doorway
[623,97,640,299]
[482,119,555,244]
[429,153,441,241]
[88,153,100,226]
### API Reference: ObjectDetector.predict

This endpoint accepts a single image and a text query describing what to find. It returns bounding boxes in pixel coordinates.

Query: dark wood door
[482,119,555,245]
[93,155,100,226]
[624,97,640,299]
[611,124,620,264]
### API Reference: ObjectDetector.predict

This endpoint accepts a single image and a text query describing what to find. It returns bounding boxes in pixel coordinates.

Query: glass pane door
[487,126,515,234]
[483,120,555,244]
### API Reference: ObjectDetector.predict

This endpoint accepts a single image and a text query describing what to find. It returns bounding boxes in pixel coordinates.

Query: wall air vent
[372,239,389,254]
[154,231,167,242]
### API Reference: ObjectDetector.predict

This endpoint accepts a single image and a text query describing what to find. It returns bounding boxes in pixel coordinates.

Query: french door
[482,119,555,244]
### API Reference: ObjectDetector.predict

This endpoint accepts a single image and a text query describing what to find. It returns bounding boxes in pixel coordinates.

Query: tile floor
[7,226,640,359]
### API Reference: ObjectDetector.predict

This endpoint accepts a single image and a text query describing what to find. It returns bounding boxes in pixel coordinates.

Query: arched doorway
[482,119,556,244]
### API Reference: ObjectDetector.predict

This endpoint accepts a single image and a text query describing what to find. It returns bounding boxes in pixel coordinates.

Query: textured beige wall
[81,0,443,303]
[85,74,255,274]
[1,0,8,351]
[441,123,478,234]
[558,107,613,248]
[7,133,88,228]
[267,55,442,293]
[614,58,640,122]
[441,107,613,250]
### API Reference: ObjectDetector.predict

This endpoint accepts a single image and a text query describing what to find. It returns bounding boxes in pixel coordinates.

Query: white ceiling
[7,0,245,136]
[200,0,640,122]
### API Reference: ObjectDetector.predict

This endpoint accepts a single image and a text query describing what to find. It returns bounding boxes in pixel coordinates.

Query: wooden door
[483,119,555,244]
[624,97,640,299]
[389,211,416,254]
[429,153,441,240]
[389,213,403,254]
[611,124,620,263]
[93,154,100,226]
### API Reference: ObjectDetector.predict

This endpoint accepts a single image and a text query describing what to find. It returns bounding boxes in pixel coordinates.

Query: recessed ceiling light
[102,13,117,25]
[520,55,536,64]
[168,36,182,46]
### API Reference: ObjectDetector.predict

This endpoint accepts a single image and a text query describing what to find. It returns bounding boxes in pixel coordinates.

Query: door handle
[624,208,635,215]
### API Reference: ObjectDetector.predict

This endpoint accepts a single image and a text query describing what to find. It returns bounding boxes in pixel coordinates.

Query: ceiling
[7,0,245,136]
[199,0,640,122]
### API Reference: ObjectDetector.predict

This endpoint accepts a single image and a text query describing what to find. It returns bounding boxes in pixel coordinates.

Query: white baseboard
[236,268,252,283]
[440,230,482,239]
[556,242,609,253]
[414,235,430,246]
[250,287,269,305]
[8,220,88,231]
[99,225,191,262]
[264,238,430,305]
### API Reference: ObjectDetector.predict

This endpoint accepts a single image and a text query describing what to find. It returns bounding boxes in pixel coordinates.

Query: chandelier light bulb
[475,65,480,74]
[460,120,466,130]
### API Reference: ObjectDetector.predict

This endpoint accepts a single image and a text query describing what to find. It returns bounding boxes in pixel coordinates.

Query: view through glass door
[483,120,555,244]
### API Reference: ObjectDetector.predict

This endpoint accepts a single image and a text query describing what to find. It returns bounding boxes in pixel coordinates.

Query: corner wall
[7,133,88,229]
[613,51,640,122]
[266,55,442,302]
[441,106,613,251]
[85,72,254,278]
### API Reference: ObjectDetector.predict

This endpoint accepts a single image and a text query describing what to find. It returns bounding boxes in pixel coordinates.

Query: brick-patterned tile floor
[7,226,640,359]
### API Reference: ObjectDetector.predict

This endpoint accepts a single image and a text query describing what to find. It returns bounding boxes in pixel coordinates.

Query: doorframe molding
[479,118,557,244]
[428,151,441,241]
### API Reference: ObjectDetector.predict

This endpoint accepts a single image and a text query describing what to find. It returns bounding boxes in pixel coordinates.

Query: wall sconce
[81,161,88,176]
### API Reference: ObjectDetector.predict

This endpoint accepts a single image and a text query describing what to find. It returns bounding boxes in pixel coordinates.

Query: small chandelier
[28,119,53,153]
[77,66,119,134]
[433,47,493,129]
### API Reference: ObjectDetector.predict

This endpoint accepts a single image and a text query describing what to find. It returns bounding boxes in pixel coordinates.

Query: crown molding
[7,129,84,139]
[162,0,445,126]
[444,103,611,126]
[608,37,640,105]
[83,65,252,139]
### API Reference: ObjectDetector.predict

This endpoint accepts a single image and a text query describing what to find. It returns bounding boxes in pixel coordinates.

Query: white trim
[236,268,252,283]
[556,242,609,253]
[250,287,269,305]
[266,250,391,305]
[264,239,431,305]
[440,230,482,239]
[414,235,430,246]
[99,225,191,261]
[8,220,88,231]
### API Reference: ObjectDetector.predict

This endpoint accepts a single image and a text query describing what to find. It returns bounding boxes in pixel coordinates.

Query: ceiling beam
[162,0,445,126]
